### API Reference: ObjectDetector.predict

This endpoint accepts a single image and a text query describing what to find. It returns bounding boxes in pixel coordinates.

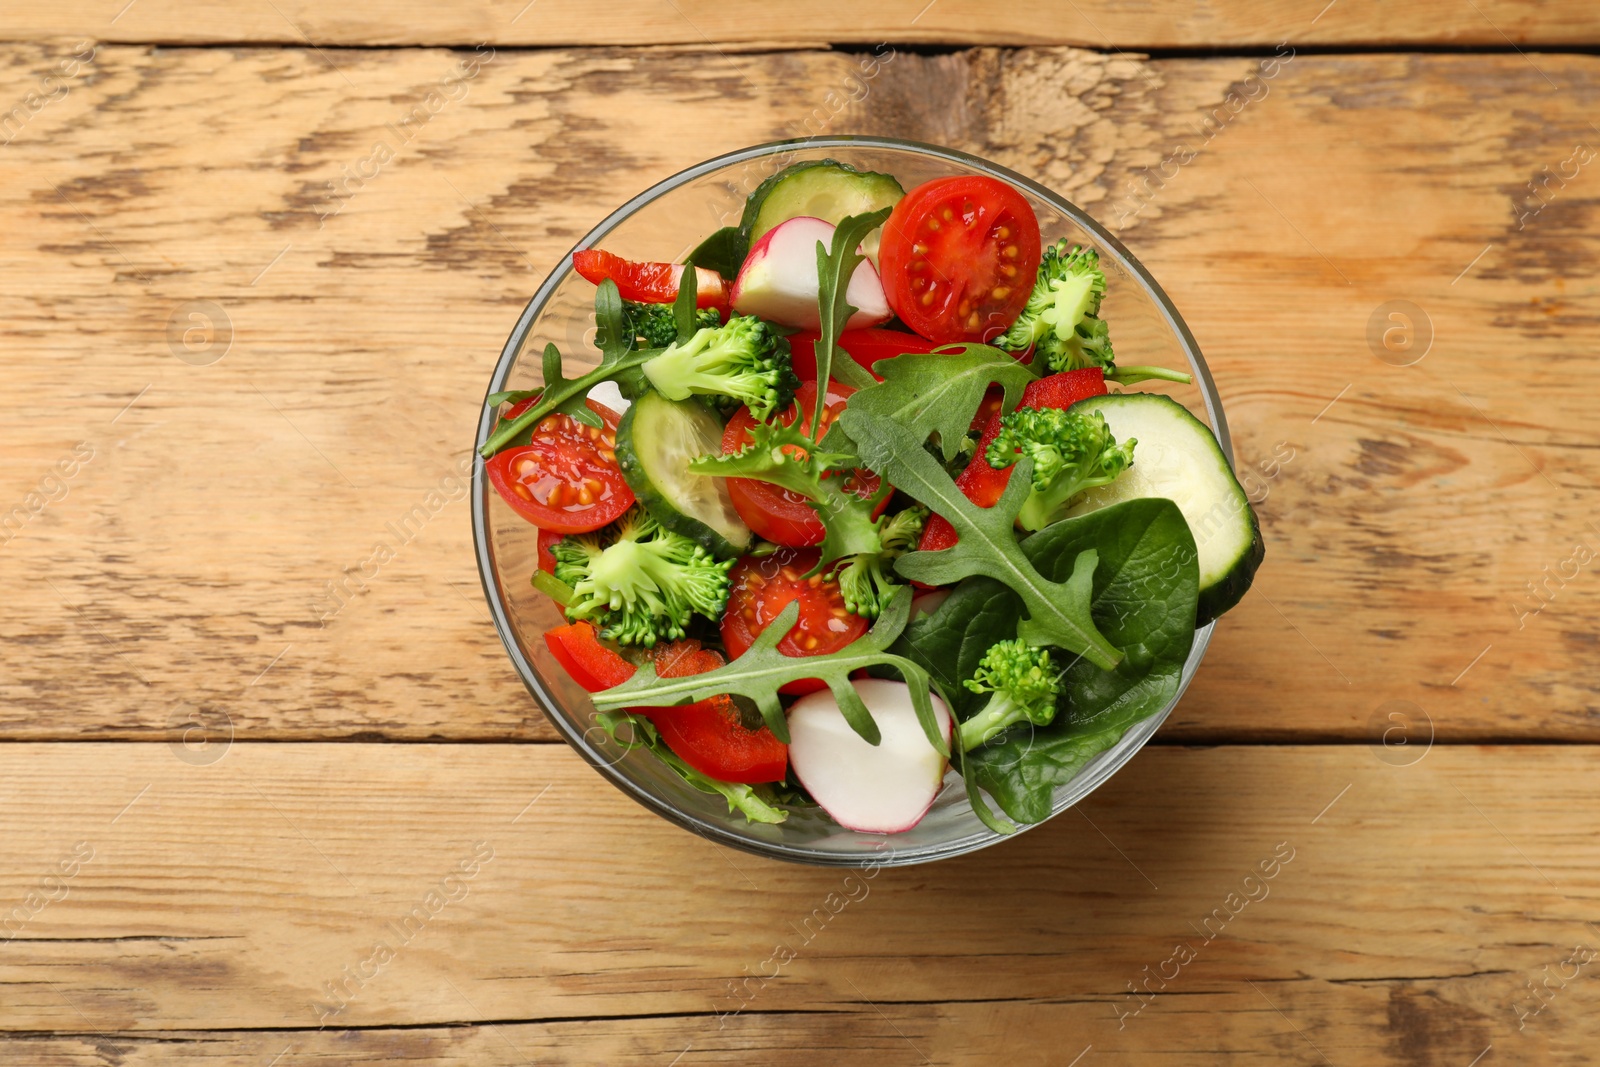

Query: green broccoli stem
[1105,364,1193,385]
[479,346,659,458]
[651,740,788,824]
[1016,472,1117,532]
[959,692,1034,751]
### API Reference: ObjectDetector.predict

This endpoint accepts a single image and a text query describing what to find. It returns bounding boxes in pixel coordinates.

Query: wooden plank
[0,44,1596,742]
[0,0,1597,49]
[0,743,1594,1063]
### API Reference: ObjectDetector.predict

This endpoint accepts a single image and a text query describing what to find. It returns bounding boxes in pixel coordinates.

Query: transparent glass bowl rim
[471,135,1223,867]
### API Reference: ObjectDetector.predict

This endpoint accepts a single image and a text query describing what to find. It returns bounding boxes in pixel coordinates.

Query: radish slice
[786,679,952,834]
[730,216,891,331]
[586,379,631,413]
[910,589,950,620]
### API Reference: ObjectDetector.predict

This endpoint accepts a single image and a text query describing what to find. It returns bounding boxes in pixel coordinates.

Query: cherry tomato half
[572,248,728,310]
[722,547,869,695]
[643,641,788,784]
[722,380,886,547]
[878,176,1042,345]
[486,397,632,535]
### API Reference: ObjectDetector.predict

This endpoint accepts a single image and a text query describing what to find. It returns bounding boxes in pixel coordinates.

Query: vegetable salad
[480,159,1264,835]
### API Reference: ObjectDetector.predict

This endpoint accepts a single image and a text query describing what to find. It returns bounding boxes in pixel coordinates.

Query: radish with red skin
[730,216,891,331]
[786,679,953,833]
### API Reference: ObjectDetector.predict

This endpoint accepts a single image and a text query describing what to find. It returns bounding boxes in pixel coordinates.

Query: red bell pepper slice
[787,327,947,382]
[543,624,786,784]
[642,641,788,784]
[917,368,1109,553]
[572,248,727,310]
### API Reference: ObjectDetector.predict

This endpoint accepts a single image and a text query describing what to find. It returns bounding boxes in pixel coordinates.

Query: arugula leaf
[839,403,1122,670]
[480,280,661,458]
[485,387,541,407]
[592,587,946,757]
[844,346,1035,463]
[594,711,787,824]
[689,417,883,568]
[897,498,1199,824]
[686,226,746,281]
[541,342,605,428]
[812,207,893,417]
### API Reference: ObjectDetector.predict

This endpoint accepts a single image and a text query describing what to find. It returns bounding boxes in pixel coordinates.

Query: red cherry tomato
[787,327,947,382]
[572,248,727,310]
[722,547,869,695]
[722,380,887,548]
[543,626,787,783]
[917,368,1108,553]
[486,397,632,534]
[544,621,635,692]
[878,176,1042,345]
[642,641,788,784]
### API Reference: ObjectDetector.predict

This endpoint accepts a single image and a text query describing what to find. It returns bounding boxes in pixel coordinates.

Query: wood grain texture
[0,743,1595,1064]
[1,0,1598,48]
[1,42,1596,743]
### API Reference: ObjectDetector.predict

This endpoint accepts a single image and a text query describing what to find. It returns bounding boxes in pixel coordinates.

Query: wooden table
[3,3,1597,1063]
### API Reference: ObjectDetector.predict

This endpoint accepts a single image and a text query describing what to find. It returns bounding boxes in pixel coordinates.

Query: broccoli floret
[621,300,721,349]
[550,509,733,647]
[998,241,1193,384]
[985,407,1136,531]
[959,640,1061,750]
[640,315,799,421]
[998,241,1108,370]
[833,506,927,619]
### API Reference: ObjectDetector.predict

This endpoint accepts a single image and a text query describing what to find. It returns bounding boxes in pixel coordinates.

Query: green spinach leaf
[902,498,1199,824]
[687,226,745,281]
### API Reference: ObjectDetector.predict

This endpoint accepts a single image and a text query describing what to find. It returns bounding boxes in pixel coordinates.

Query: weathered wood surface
[2,43,1597,743]
[1,744,1595,1063]
[1,0,1597,48]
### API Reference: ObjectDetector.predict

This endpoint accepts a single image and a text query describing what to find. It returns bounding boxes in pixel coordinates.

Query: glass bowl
[472,136,1224,867]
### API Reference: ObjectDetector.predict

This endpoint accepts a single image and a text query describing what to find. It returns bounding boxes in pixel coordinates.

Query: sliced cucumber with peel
[615,391,752,559]
[740,160,904,263]
[1065,393,1263,624]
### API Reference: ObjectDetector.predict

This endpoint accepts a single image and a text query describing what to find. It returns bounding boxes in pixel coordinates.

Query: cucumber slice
[616,391,752,559]
[1065,394,1263,624]
[740,160,904,263]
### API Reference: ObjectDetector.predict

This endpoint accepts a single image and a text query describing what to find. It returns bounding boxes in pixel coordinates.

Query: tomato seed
[941,207,954,221]
[513,484,532,501]
[517,459,536,477]
[925,218,940,232]
[1003,244,1019,259]
[991,286,1010,300]
[803,634,819,650]
[577,487,594,505]
[996,225,1010,239]
[1001,264,1018,278]
[967,311,981,330]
